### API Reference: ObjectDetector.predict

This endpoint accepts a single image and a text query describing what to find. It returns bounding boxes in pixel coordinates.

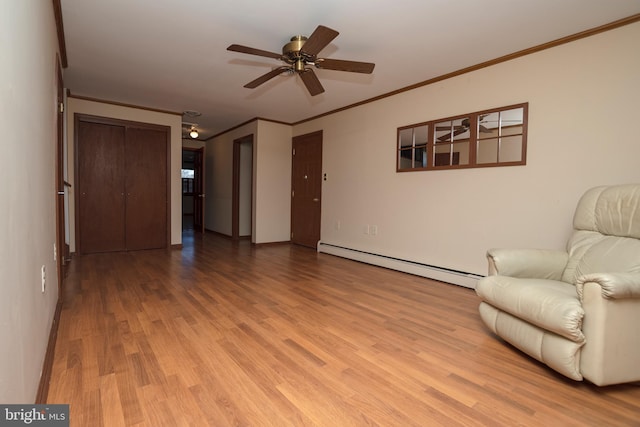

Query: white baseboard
[317,242,481,289]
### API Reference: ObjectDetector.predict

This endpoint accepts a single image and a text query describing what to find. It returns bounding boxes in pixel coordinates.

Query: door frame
[74,114,171,253]
[55,55,64,298]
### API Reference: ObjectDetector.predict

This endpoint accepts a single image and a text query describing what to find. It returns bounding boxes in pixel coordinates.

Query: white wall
[254,120,293,244]
[66,97,183,251]
[0,0,60,402]
[294,22,640,277]
[206,120,292,243]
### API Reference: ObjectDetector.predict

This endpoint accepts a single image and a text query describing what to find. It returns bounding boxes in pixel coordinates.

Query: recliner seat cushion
[479,303,584,381]
[476,276,585,343]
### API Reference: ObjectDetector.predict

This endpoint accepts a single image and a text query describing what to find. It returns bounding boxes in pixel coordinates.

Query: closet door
[77,121,126,253]
[125,127,168,250]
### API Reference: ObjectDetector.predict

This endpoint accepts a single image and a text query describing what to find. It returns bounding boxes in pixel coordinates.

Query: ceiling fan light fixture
[189,127,199,139]
[227,25,375,97]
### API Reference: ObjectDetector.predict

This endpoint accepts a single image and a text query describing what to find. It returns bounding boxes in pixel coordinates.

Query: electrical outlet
[363,225,370,235]
[53,242,57,262]
[41,265,46,293]
[370,225,378,236]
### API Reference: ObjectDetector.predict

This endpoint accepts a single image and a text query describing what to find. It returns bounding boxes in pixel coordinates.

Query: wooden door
[77,121,126,253]
[77,117,170,254]
[291,131,323,248]
[125,127,168,250]
[192,147,205,233]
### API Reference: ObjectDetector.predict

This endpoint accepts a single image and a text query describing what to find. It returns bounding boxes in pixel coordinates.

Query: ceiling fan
[227,25,375,96]
[436,116,492,141]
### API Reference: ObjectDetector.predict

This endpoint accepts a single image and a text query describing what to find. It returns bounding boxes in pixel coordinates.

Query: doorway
[232,135,253,240]
[182,147,205,232]
[291,131,323,248]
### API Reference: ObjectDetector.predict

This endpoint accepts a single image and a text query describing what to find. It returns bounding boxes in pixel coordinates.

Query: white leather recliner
[476,184,640,386]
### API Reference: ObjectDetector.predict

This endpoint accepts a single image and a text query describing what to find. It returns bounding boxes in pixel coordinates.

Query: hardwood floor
[47,231,640,426]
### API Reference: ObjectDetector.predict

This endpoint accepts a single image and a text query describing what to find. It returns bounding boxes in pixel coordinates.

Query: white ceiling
[60,0,640,139]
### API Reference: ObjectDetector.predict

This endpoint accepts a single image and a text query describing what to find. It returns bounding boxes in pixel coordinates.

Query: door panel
[291,131,322,248]
[125,128,168,250]
[77,121,126,253]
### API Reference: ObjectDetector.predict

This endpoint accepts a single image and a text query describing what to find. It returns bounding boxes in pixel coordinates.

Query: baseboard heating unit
[317,242,482,289]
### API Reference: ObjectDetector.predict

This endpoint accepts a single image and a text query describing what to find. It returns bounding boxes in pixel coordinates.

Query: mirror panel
[397,103,526,171]
[397,124,429,170]
[399,128,414,148]
[477,138,498,164]
[500,135,523,163]
[415,145,427,168]
[414,125,428,146]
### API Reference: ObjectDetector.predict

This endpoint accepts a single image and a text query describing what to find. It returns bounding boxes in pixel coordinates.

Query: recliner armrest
[576,272,640,300]
[487,248,569,280]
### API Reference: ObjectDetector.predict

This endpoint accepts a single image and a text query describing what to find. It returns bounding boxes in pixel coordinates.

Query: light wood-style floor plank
[47,231,640,426]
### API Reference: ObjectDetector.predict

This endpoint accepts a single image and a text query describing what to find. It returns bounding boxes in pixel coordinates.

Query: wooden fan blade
[244,66,290,88]
[300,25,339,57]
[455,127,468,135]
[227,44,283,60]
[479,124,491,133]
[316,58,375,74]
[438,127,468,142]
[299,69,324,96]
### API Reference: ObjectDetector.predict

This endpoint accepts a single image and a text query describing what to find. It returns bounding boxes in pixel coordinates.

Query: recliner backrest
[561,184,640,284]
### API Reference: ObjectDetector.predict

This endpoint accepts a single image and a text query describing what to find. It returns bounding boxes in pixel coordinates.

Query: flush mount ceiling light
[182,121,200,139]
[189,126,199,139]
[183,112,202,139]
